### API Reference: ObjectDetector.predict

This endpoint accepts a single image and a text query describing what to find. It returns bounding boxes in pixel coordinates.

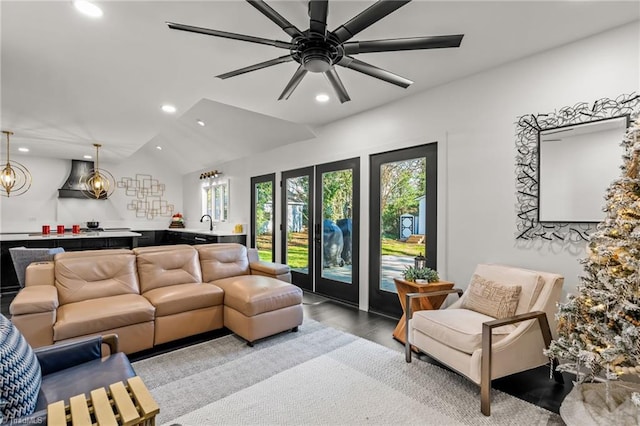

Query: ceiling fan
[167,0,464,103]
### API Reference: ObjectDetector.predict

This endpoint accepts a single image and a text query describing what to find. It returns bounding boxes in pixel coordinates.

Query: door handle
[314,223,321,244]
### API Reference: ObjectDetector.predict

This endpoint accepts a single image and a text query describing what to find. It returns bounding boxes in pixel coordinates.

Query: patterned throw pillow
[0,314,41,422]
[462,274,522,319]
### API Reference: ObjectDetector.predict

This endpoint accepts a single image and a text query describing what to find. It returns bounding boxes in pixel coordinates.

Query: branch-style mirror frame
[515,93,640,242]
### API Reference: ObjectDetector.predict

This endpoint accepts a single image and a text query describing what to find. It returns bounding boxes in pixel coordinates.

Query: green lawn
[258,233,423,265]
[380,237,424,257]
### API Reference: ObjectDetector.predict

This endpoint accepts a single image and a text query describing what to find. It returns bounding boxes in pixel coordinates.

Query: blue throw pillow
[0,314,41,423]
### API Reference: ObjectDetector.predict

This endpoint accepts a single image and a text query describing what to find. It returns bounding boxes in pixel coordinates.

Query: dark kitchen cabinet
[161,231,246,246]
[134,230,164,247]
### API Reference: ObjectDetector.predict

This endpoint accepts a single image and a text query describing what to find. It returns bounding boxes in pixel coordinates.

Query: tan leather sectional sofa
[9,243,303,354]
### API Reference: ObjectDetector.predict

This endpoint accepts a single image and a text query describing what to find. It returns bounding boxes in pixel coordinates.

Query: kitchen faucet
[200,214,213,231]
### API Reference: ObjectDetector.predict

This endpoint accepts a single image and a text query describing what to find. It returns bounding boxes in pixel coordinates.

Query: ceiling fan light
[303,58,331,73]
[73,0,103,18]
[301,49,332,73]
[315,94,330,103]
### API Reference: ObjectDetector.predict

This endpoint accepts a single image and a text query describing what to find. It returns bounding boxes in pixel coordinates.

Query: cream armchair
[405,264,565,415]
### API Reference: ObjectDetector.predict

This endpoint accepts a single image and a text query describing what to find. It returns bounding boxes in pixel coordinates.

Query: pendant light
[1,131,32,197]
[80,143,115,199]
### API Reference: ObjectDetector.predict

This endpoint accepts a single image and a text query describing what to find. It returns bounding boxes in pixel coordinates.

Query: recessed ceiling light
[196,119,206,127]
[18,147,29,153]
[161,104,176,113]
[83,155,92,159]
[315,94,330,103]
[156,146,163,150]
[73,0,103,18]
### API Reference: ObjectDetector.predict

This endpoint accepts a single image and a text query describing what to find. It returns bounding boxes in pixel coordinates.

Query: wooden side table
[392,278,454,344]
[47,376,159,426]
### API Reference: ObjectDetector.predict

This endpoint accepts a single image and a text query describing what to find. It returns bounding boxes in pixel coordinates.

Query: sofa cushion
[143,283,224,316]
[55,251,139,305]
[54,294,155,341]
[9,285,58,315]
[462,275,521,319]
[196,243,250,282]
[411,309,516,354]
[249,261,290,276]
[136,246,203,293]
[0,314,41,422]
[213,275,302,317]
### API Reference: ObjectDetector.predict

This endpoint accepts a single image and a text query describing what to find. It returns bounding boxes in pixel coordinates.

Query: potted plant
[403,265,440,283]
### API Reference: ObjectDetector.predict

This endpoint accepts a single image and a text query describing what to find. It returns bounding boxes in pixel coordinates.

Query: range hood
[58,160,107,199]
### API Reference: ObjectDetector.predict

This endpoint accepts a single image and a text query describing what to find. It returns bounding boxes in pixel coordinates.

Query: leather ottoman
[213,275,303,345]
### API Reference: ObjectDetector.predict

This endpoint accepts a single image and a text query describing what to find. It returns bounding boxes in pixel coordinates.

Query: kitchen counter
[162,228,244,237]
[0,231,141,242]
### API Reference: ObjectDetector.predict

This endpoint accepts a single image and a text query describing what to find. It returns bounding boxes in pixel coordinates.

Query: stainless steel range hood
[58,160,107,199]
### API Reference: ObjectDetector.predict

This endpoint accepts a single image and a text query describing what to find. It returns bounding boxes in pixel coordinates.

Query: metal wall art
[118,174,174,219]
[515,93,640,242]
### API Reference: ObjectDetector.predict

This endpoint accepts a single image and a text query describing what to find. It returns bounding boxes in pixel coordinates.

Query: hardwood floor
[300,292,574,416]
[0,290,573,416]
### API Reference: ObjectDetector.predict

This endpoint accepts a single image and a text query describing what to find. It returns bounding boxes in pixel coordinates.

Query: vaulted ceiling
[2,1,638,174]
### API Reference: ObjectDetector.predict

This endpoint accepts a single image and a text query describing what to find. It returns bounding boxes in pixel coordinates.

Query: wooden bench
[47,376,159,426]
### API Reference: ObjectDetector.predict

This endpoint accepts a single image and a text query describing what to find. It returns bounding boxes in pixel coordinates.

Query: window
[201,179,229,221]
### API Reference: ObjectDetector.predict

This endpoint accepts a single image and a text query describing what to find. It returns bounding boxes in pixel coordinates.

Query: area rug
[132,320,558,425]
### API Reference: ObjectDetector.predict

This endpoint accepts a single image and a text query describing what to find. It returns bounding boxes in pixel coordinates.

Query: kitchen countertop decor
[0,230,142,242]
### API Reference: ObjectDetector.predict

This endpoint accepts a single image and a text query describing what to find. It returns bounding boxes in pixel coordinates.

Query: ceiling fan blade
[246,0,304,39]
[309,0,329,36]
[278,66,308,100]
[324,68,351,103]
[332,0,411,44]
[217,55,293,79]
[338,56,412,88]
[343,34,464,54]
[166,22,292,49]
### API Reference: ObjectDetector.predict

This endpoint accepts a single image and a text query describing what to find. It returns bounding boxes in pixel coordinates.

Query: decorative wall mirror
[515,93,640,241]
[202,179,229,222]
[539,116,629,223]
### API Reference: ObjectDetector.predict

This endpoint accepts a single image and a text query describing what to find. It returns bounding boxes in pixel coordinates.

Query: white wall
[183,21,640,311]
[0,149,183,232]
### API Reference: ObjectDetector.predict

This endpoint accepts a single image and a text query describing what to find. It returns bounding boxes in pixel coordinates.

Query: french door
[369,144,437,317]
[280,159,360,305]
[281,167,314,291]
[314,158,359,305]
[250,173,275,262]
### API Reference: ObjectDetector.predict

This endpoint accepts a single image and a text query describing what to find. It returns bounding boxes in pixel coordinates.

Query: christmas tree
[546,114,640,389]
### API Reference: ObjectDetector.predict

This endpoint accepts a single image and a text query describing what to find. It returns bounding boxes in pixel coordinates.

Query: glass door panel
[315,158,359,304]
[281,167,314,291]
[379,158,426,293]
[250,174,275,262]
[369,144,437,317]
